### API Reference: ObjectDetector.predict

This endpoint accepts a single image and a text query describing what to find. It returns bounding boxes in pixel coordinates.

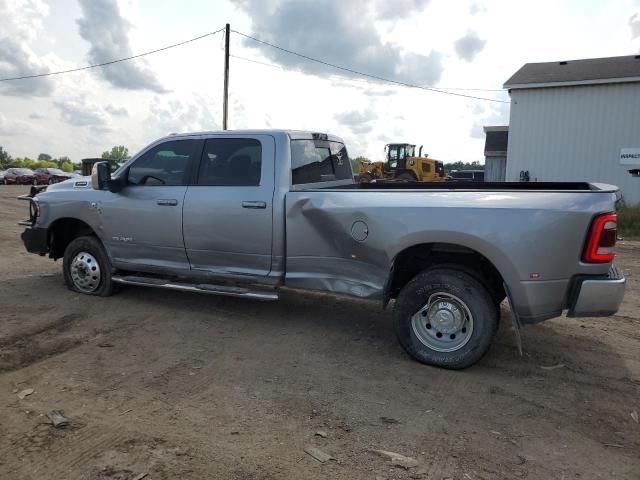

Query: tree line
[0,145,130,172]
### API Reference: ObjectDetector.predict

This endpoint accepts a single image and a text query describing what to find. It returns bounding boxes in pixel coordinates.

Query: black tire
[397,172,416,182]
[393,268,498,369]
[63,235,115,297]
[358,172,374,184]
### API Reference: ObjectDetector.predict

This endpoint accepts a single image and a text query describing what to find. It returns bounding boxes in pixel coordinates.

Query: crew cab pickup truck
[19,130,625,369]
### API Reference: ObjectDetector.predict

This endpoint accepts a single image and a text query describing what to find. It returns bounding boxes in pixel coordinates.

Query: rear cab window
[291,135,352,187]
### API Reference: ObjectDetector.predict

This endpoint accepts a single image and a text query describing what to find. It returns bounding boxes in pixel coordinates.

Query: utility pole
[223,23,230,130]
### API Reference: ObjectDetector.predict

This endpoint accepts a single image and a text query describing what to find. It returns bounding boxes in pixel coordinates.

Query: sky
[1,0,639,164]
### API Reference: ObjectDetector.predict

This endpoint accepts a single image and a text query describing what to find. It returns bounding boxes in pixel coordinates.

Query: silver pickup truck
[19,130,625,368]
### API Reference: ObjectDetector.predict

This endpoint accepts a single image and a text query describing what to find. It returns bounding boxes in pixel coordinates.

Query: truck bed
[333,181,614,191]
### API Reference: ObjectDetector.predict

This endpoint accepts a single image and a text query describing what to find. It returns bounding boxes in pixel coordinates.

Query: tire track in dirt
[0,313,89,373]
[16,425,128,480]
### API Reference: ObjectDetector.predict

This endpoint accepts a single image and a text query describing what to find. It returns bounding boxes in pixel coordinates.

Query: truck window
[196,138,262,186]
[128,139,199,186]
[291,139,351,185]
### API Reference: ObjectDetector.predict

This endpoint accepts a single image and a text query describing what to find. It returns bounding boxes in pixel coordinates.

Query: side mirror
[91,161,111,190]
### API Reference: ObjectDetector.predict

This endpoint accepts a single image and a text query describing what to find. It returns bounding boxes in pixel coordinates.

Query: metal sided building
[503,55,640,204]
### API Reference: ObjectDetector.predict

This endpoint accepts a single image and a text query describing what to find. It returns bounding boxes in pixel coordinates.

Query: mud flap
[503,282,523,356]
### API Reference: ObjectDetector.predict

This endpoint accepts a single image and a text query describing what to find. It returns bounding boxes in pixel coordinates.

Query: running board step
[111,275,279,301]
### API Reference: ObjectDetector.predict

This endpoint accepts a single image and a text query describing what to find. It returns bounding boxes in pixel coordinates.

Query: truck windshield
[291,139,351,185]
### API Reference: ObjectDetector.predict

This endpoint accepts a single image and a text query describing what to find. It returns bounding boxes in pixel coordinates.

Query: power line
[230,54,283,69]
[433,87,505,92]
[231,52,506,93]
[232,29,509,103]
[0,27,225,82]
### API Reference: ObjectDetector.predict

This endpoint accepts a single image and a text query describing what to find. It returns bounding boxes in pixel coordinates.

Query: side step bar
[111,275,279,301]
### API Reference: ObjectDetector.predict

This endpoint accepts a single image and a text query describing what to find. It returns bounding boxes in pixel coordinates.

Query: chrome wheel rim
[411,292,474,352]
[70,251,101,292]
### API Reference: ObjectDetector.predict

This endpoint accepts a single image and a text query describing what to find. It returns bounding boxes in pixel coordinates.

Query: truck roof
[164,129,345,144]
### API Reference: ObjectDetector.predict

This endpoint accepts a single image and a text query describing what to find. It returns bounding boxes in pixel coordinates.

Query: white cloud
[144,94,221,139]
[630,13,640,39]
[469,3,487,15]
[0,112,35,135]
[335,109,377,126]
[375,0,430,20]
[76,0,166,92]
[335,109,378,135]
[54,98,110,127]
[454,30,487,62]
[470,102,509,139]
[105,104,129,117]
[235,0,444,86]
[0,0,54,96]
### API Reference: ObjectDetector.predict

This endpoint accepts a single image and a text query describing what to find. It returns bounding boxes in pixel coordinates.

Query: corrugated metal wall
[506,83,640,204]
[485,156,506,181]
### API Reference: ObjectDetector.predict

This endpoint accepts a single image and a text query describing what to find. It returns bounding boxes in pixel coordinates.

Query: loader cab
[385,143,416,171]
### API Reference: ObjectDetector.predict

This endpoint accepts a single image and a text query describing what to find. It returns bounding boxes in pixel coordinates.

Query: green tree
[444,160,484,173]
[37,153,52,161]
[101,145,129,163]
[56,156,71,169]
[60,161,73,173]
[23,159,37,169]
[37,160,58,169]
[0,146,11,168]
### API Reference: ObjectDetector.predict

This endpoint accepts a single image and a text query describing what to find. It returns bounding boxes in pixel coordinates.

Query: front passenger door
[99,138,202,274]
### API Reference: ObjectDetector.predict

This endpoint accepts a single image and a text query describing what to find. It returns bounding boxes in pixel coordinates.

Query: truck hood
[43,176,92,192]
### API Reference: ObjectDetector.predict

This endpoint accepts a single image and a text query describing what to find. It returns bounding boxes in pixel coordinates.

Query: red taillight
[582,213,617,263]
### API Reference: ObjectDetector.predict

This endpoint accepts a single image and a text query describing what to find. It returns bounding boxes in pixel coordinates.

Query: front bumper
[21,227,48,255]
[567,265,625,317]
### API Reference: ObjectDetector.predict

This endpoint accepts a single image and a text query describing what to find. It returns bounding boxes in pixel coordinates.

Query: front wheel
[393,268,498,369]
[397,172,416,182]
[358,172,374,184]
[63,236,115,297]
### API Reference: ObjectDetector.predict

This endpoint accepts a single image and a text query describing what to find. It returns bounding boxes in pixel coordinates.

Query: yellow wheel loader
[358,143,447,183]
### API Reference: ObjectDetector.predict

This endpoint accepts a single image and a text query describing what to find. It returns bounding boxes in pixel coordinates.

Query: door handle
[242,201,267,209]
[157,199,178,206]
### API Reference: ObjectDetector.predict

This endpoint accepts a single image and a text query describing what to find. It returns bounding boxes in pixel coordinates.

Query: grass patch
[618,205,640,240]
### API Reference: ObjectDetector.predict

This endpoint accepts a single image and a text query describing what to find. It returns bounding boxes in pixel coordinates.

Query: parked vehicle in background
[34,168,73,185]
[4,168,35,185]
[449,170,485,182]
[19,130,625,369]
[0,171,6,184]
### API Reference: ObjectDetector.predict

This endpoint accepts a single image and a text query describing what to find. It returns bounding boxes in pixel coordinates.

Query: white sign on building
[620,148,640,165]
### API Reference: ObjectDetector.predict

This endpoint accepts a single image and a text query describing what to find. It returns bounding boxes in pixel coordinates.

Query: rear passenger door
[182,135,275,277]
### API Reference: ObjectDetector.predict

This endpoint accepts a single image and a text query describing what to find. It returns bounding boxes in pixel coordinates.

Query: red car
[34,168,73,185]
[3,168,36,185]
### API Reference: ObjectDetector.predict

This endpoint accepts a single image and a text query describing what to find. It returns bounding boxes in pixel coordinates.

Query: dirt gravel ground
[0,185,638,480]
